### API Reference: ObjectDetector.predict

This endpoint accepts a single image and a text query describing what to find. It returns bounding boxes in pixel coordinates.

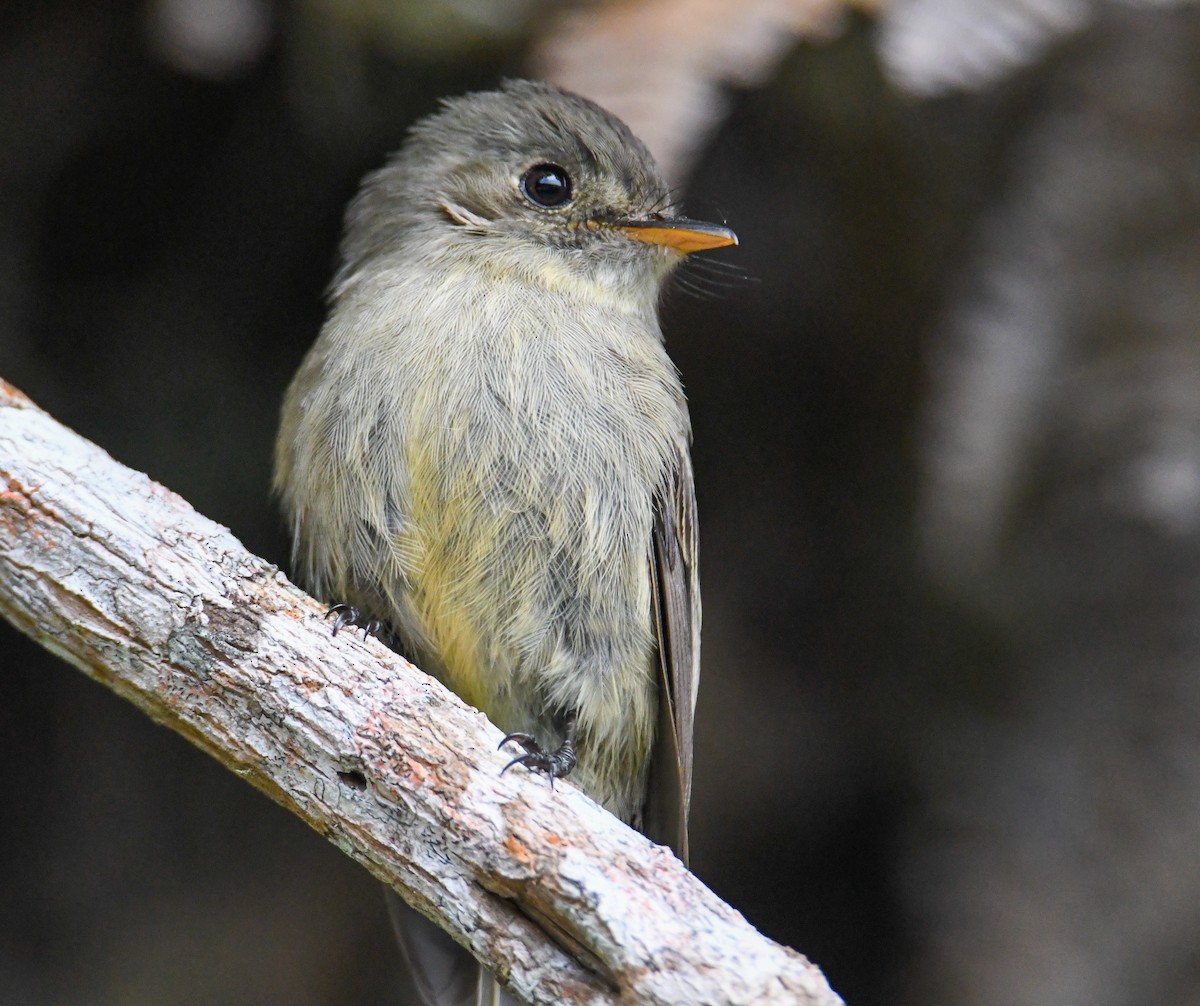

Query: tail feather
[386,891,521,1006]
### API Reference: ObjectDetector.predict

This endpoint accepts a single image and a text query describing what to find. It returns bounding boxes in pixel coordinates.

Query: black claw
[324,603,394,646]
[498,727,577,787]
[498,732,536,752]
[325,603,354,636]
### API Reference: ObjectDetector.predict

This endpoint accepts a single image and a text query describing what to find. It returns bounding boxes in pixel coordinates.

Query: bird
[274,78,736,1006]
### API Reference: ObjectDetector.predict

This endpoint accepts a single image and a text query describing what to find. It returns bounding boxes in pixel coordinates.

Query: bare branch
[0,378,841,1006]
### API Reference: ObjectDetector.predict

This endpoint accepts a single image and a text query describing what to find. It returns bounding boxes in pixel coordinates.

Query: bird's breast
[389,280,685,720]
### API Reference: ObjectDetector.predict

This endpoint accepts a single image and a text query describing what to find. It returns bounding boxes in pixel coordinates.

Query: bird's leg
[499,710,578,787]
[324,602,396,646]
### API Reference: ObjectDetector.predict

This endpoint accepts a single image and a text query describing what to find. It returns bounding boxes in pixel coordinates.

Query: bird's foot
[325,603,393,644]
[499,730,577,788]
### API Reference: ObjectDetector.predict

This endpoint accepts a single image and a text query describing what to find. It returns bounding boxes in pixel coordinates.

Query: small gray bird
[275,79,736,1006]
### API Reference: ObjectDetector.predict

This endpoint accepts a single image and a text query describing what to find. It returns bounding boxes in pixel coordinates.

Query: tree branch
[0,377,842,1006]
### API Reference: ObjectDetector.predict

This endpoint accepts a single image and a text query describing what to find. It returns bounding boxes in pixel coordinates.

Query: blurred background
[4,0,1200,1003]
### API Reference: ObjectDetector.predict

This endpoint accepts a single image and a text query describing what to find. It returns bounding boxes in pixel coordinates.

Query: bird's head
[337,80,736,301]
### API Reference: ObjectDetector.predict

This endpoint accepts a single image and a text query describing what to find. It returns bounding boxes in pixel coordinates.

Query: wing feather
[643,444,701,863]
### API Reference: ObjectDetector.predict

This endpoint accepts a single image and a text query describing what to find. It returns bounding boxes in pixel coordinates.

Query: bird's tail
[386,890,521,1006]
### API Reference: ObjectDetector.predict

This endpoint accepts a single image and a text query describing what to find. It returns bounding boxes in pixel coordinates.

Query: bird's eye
[520,164,573,208]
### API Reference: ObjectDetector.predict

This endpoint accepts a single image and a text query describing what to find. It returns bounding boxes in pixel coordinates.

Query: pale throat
[474,237,668,318]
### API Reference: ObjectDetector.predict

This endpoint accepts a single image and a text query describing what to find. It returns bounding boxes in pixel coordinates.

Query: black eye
[520,164,572,208]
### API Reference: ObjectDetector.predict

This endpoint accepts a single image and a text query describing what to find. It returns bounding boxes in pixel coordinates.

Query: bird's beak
[610,217,738,255]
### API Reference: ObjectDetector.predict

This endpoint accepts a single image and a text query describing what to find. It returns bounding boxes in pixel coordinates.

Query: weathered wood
[0,377,842,1006]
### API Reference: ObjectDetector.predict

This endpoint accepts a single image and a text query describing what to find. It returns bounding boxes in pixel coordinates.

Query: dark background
[4,2,1200,1004]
